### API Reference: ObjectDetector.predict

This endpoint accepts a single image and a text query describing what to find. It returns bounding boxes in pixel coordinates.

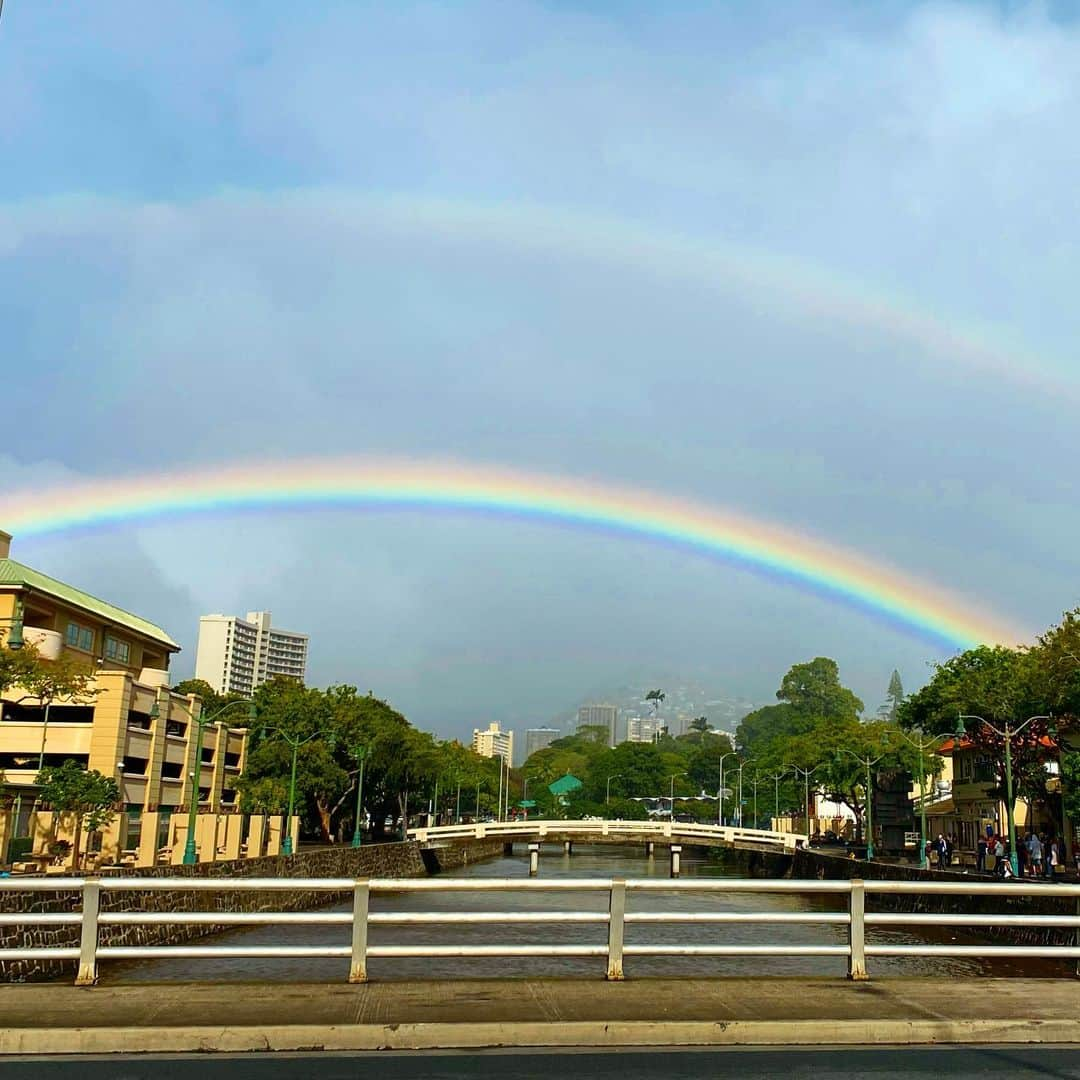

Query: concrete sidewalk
[0,978,1077,1054]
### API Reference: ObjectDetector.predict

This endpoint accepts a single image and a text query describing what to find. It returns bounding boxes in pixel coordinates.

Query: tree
[35,760,119,868]
[777,657,864,719]
[19,653,99,770]
[172,678,249,717]
[645,688,666,723]
[0,631,40,697]
[899,645,1060,820]
[879,670,905,721]
[689,716,710,734]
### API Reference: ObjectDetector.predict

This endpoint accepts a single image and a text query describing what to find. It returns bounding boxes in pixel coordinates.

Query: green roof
[0,558,179,650]
[548,774,583,796]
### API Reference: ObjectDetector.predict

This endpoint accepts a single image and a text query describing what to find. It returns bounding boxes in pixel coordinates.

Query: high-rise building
[472,722,514,764]
[194,611,308,697]
[577,703,619,746]
[624,716,660,743]
[525,727,560,759]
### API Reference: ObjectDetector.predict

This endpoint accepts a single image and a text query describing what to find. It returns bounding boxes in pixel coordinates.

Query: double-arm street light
[748,771,763,829]
[605,774,623,806]
[716,752,737,826]
[257,722,331,856]
[834,747,889,860]
[166,697,257,866]
[888,723,962,869]
[768,768,789,823]
[957,713,1053,878]
[783,763,824,834]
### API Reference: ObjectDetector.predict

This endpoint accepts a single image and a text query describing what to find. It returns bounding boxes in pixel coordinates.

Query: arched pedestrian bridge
[408,818,807,853]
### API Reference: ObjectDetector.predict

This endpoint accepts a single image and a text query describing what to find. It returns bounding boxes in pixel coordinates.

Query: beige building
[195,610,308,696]
[0,530,261,868]
[578,703,619,746]
[472,722,514,765]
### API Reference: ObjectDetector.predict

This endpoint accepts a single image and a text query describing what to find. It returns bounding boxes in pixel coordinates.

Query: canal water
[102,844,1069,983]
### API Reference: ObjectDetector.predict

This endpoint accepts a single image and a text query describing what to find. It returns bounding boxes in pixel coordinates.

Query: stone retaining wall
[792,847,1080,949]
[0,841,434,983]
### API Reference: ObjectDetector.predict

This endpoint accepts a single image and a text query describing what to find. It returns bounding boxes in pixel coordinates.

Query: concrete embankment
[1,977,1078,1053]
[0,837,505,983]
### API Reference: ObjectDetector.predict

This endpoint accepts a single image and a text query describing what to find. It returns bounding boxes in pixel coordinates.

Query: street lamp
[749,771,763,829]
[0,597,25,649]
[605,774,623,806]
[168,697,257,866]
[523,775,540,818]
[958,713,1052,878]
[834,747,889,860]
[769,769,789,823]
[735,761,746,827]
[350,745,367,848]
[256,721,331,857]
[889,724,960,869]
[783,763,824,834]
[716,751,737,826]
[668,772,687,816]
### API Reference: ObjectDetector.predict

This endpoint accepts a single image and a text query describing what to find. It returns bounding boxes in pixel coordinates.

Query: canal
[103,844,1068,983]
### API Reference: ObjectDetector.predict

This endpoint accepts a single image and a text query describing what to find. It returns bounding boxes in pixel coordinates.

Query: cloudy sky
[2,1,1079,737]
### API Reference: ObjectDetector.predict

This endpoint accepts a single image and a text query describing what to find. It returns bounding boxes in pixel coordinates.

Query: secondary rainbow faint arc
[1,458,1022,650]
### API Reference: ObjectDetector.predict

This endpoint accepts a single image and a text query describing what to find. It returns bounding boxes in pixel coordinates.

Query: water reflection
[102,844,1069,983]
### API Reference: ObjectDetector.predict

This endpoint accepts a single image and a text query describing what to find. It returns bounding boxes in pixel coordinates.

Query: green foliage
[0,633,41,696]
[881,669,905,721]
[35,760,120,867]
[777,657,864,719]
[172,678,250,718]
[689,716,710,734]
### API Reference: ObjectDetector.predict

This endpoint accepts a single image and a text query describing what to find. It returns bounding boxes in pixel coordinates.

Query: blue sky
[3,1,1079,735]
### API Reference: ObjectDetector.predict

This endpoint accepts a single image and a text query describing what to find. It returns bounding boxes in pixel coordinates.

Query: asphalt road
[6,1048,1080,1080]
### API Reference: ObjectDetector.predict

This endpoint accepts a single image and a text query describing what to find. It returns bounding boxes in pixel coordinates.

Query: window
[65,621,94,651]
[105,636,130,663]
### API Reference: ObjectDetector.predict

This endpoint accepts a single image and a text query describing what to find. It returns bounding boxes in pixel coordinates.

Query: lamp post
[716,751,737,826]
[256,721,330,857]
[523,775,540,818]
[668,772,687,817]
[958,713,1052,878]
[749,772,762,829]
[769,769,789,823]
[0,597,25,650]
[605,774,623,806]
[783,764,823,834]
[835,748,888,860]
[736,762,745,827]
[889,725,959,869]
[175,698,257,866]
[350,745,367,848]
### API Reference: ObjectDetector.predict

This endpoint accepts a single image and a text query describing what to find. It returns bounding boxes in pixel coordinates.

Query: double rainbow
[2,457,1022,650]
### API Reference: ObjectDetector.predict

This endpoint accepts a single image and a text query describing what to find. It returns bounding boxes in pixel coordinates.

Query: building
[0,531,252,866]
[472,722,514,764]
[577,703,619,747]
[525,727,560,758]
[194,610,308,696]
[624,716,660,743]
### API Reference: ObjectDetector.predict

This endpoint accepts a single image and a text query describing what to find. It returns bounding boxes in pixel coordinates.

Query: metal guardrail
[408,818,808,850]
[3,875,1080,985]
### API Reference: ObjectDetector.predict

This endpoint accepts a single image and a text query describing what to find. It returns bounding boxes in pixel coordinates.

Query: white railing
[3,875,1080,986]
[408,818,807,850]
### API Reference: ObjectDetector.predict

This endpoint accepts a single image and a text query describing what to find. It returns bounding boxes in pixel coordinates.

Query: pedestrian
[1028,832,1043,878]
[993,836,1006,875]
[976,836,987,873]
[1047,838,1060,879]
[934,833,947,869]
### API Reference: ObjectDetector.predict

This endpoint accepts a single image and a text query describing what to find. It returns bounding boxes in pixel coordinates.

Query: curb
[2,1018,1078,1055]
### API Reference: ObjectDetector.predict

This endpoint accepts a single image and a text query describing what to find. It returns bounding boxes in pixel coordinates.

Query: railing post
[349,879,370,984]
[670,844,682,879]
[606,878,626,980]
[75,878,101,987]
[528,842,540,877]
[848,878,868,981]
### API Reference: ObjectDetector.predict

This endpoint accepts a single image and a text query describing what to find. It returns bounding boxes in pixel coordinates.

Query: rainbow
[2,457,1023,650]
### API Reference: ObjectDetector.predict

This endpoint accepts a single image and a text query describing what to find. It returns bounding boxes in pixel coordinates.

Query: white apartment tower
[194,611,309,697]
[472,722,514,765]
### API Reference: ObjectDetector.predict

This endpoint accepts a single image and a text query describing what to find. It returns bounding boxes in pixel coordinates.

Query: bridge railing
[407,818,807,850]
[3,875,1080,986]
